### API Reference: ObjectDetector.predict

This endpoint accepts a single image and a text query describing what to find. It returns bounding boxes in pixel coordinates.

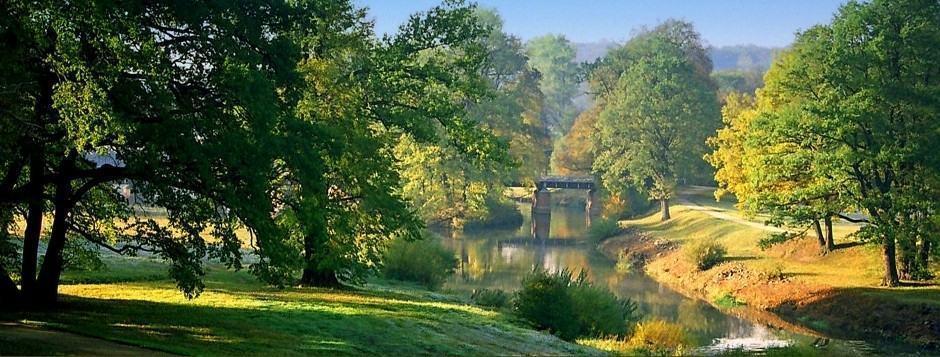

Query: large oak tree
[0,0,499,306]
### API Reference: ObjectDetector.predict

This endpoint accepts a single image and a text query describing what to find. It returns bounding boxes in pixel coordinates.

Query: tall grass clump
[382,235,457,289]
[471,288,511,309]
[625,320,691,355]
[683,238,726,270]
[578,320,691,355]
[589,217,622,243]
[513,268,639,341]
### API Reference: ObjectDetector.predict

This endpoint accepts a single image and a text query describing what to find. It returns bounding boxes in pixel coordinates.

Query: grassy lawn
[0,256,597,356]
[632,188,937,290]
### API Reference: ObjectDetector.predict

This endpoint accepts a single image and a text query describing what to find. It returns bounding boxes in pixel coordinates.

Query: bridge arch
[530,176,600,239]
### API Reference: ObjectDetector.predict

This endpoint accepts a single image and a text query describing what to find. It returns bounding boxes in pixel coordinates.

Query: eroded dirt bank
[599,229,940,350]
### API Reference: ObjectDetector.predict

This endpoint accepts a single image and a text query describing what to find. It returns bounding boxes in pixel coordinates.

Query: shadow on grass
[723,256,759,262]
[774,286,940,352]
[0,284,577,356]
[834,241,865,250]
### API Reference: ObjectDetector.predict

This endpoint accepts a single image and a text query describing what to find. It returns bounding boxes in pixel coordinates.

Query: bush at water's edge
[382,234,457,289]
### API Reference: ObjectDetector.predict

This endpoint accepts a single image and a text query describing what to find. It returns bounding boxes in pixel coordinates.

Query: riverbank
[599,187,940,350]
[0,256,596,356]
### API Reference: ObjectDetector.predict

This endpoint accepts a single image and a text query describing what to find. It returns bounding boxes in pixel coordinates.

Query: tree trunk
[824,215,835,252]
[299,208,341,288]
[660,198,670,221]
[300,267,341,288]
[33,176,72,306]
[0,265,19,309]
[882,235,900,287]
[898,238,914,281]
[20,150,45,297]
[917,235,931,278]
[813,219,826,248]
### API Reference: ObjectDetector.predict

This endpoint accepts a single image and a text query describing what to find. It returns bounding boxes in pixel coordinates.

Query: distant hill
[708,45,780,71]
[572,41,780,72]
[572,41,618,63]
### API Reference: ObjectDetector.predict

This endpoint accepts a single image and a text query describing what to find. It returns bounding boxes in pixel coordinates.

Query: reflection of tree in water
[677,299,726,345]
[441,203,797,352]
[548,203,590,239]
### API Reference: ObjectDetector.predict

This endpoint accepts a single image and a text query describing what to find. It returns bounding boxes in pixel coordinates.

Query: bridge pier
[526,176,599,240]
[531,188,551,240]
[586,189,601,216]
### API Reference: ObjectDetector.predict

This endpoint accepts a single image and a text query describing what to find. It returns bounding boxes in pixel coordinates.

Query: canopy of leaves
[592,21,719,201]
[708,0,940,284]
[0,0,507,303]
[525,34,580,135]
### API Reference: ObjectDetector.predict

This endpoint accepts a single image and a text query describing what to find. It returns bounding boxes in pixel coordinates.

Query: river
[438,202,881,355]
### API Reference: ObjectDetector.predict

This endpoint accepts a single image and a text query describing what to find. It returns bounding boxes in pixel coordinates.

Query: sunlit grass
[2,256,598,356]
[623,200,925,290]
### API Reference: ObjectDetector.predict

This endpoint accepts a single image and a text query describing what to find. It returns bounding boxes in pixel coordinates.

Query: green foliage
[396,8,550,231]
[712,293,745,308]
[382,235,457,289]
[592,20,720,211]
[707,0,940,285]
[471,288,511,309]
[711,69,765,98]
[513,269,639,341]
[526,35,580,134]
[60,240,105,273]
[682,239,726,271]
[615,251,646,274]
[0,0,508,303]
[757,232,802,251]
[588,217,622,243]
[569,279,639,338]
[464,199,523,230]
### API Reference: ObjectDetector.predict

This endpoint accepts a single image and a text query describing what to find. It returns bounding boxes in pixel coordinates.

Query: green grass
[607,186,940,350]
[625,191,921,289]
[712,293,746,308]
[1,256,598,356]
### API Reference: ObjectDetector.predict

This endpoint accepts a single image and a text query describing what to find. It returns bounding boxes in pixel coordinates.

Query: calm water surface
[438,203,881,355]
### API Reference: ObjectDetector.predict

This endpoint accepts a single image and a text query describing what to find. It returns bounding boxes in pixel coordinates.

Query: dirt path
[675,197,787,233]
[0,323,174,356]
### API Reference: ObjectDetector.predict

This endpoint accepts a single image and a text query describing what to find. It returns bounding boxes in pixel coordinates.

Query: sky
[353,0,847,48]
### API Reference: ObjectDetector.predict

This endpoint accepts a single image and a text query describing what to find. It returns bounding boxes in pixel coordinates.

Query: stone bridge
[528,175,600,239]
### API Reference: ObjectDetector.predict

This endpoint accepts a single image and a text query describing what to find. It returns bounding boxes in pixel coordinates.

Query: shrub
[626,320,691,355]
[682,239,726,270]
[513,269,640,341]
[570,280,639,337]
[713,292,746,308]
[615,250,647,274]
[382,235,457,289]
[471,288,510,309]
[513,269,579,340]
[588,217,621,243]
[464,198,523,230]
[579,320,690,356]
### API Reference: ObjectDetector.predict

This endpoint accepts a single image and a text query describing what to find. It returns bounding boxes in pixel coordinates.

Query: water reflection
[440,203,818,354]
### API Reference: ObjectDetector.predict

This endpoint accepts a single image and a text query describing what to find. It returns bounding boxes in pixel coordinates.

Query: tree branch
[835,212,869,224]
[68,222,156,254]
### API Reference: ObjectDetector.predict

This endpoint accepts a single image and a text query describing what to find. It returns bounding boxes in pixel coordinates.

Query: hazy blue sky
[353,0,847,47]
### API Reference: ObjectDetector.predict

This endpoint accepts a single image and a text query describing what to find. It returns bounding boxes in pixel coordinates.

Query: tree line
[0,0,573,307]
[707,0,940,286]
[565,0,938,287]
